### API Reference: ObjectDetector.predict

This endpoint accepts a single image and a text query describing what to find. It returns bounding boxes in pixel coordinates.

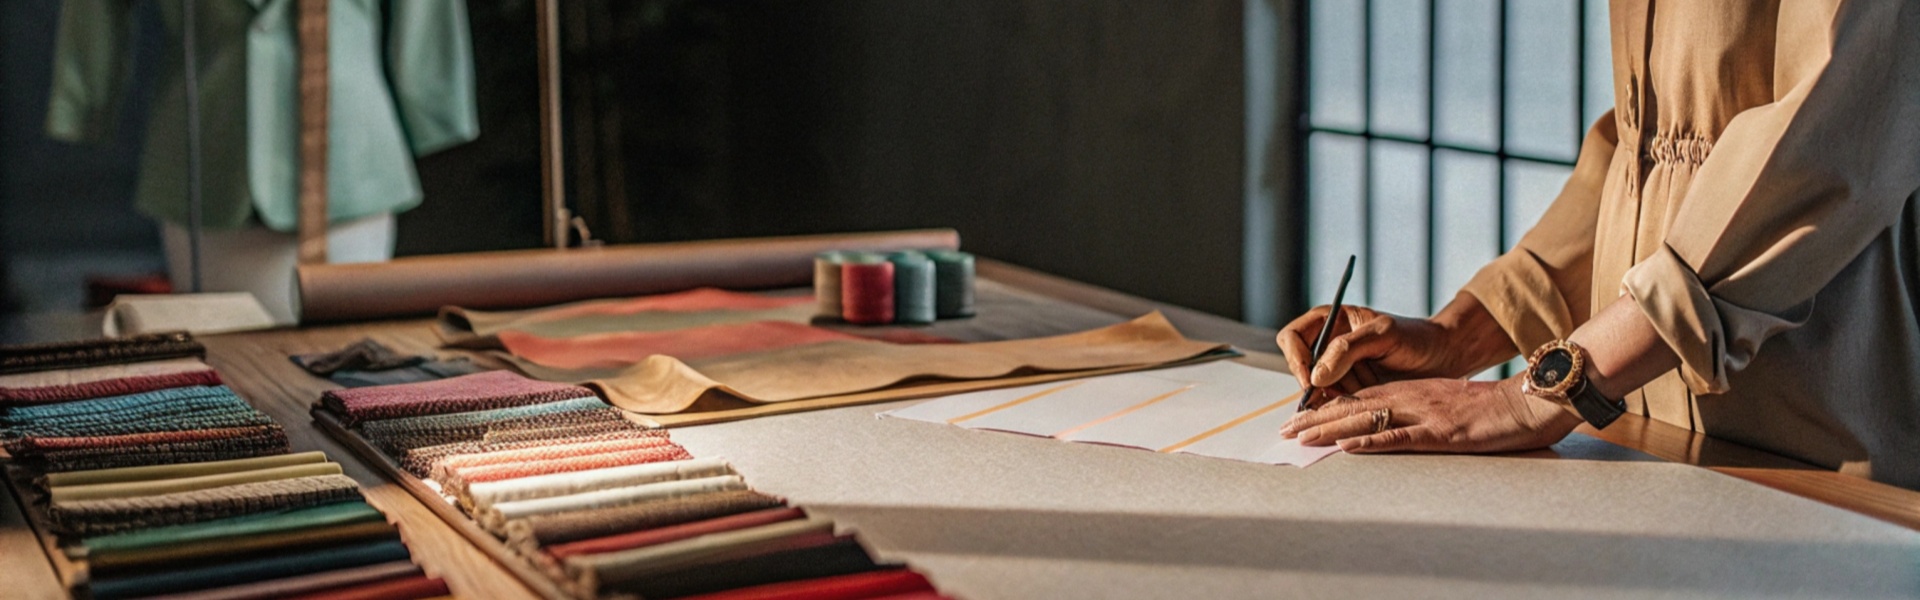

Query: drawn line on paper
[947,381,1087,424]
[1052,384,1197,439]
[1157,390,1305,453]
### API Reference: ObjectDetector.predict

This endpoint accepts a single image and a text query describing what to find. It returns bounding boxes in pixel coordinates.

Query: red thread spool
[839,255,895,325]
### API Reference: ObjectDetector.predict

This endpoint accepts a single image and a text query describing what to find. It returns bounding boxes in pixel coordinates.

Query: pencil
[1298,255,1356,413]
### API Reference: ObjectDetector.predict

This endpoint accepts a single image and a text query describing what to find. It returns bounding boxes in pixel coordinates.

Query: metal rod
[536,0,568,249]
[1291,0,1314,317]
[1301,127,1577,167]
[1360,0,1374,306]
[1423,0,1438,315]
[182,0,202,293]
[1494,0,1510,377]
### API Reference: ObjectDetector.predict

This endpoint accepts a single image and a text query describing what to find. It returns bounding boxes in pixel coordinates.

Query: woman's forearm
[1568,295,1680,400]
[1430,292,1521,378]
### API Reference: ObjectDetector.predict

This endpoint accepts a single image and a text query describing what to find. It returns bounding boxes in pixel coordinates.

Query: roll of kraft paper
[813,251,848,320]
[839,254,895,325]
[927,250,976,318]
[297,230,959,323]
[888,252,936,325]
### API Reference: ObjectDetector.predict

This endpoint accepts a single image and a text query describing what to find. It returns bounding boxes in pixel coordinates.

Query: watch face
[1532,348,1575,389]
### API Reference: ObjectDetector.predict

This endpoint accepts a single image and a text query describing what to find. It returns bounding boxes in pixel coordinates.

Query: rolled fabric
[51,462,342,502]
[429,436,677,482]
[606,538,885,600]
[50,474,362,536]
[927,250,976,318]
[321,370,598,426]
[675,569,935,600]
[479,475,749,533]
[571,518,838,593]
[80,500,385,557]
[463,457,733,511]
[88,519,400,577]
[506,489,785,549]
[814,251,849,319]
[888,252,937,325]
[45,451,329,487]
[546,506,804,560]
[280,573,449,600]
[0,357,221,405]
[839,254,895,325]
[296,230,960,323]
[87,539,411,600]
[0,331,203,375]
[443,444,697,501]
[136,560,422,600]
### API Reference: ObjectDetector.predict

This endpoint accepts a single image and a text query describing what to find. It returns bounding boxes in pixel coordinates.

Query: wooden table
[2,258,1916,599]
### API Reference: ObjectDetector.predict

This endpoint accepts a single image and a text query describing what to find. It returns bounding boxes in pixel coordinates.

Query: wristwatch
[1521,339,1627,429]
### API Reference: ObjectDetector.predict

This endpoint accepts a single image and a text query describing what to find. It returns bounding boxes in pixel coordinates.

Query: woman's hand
[1276,293,1517,405]
[1277,376,1583,454]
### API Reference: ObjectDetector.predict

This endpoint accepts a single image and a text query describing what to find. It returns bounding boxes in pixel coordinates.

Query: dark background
[1,0,1295,333]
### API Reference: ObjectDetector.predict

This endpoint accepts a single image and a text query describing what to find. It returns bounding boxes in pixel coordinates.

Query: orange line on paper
[1157,389,1304,454]
[947,381,1087,424]
[1051,384,1197,439]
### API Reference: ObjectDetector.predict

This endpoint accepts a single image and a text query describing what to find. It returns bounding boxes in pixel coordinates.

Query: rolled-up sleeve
[1462,111,1617,354]
[1623,1,1920,395]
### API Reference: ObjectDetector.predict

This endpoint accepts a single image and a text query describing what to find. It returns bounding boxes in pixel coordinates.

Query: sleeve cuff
[1621,244,1809,396]
[1460,248,1580,356]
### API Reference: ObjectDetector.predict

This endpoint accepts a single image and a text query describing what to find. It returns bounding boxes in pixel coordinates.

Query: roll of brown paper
[296,230,960,323]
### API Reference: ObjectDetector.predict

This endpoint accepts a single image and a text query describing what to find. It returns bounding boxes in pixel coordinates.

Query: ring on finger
[1371,408,1392,434]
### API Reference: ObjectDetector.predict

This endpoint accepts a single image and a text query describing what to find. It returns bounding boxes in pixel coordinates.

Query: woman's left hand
[1278,376,1584,454]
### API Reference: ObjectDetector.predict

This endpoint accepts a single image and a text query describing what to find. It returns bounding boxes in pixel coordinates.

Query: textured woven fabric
[329,359,487,389]
[137,560,422,600]
[429,436,680,482]
[89,519,400,576]
[39,430,291,473]
[0,331,203,375]
[364,404,631,455]
[480,415,637,445]
[460,457,733,512]
[397,429,660,477]
[51,462,342,502]
[545,507,804,560]
[506,489,785,549]
[87,539,411,600]
[598,536,879,599]
[9,423,285,455]
[445,444,694,495]
[83,500,385,556]
[50,474,362,536]
[673,569,934,600]
[45,451,328,487]
[1,384,250,427]
[290,339,425,376]
[321,370,596,425]
[353,397,612,450]
[479,475,748,532]
[0,357,221,405]
[280,573,449,600]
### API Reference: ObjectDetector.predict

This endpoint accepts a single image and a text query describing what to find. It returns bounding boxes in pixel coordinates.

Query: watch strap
[1567,378,1626,429]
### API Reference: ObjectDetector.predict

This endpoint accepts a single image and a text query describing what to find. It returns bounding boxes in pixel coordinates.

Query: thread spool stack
[888,252,937,325]
[838,253,896,325]
[927,250,976,319]
[811,249,977,326]
[813,251,848,320]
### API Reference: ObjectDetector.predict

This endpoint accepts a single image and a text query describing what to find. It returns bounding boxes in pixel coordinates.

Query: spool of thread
[887,251,936,325]
[839,253,896,325]
[813,251,848,320]
[927,250,976,318]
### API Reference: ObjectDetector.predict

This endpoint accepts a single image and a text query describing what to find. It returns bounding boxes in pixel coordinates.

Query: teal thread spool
[926,250,976,318]
[813,251,848,320]
[887,251,936,325]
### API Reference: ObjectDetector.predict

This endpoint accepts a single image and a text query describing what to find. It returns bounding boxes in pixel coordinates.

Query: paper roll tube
[297,230,959,323]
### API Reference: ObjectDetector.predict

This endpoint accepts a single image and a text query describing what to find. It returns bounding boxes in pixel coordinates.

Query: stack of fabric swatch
[315,369,950,599]
[0,333,448,600]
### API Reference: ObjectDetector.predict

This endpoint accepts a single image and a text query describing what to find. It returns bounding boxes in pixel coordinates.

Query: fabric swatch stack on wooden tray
[0,333,449,600]
[312,368,951,599]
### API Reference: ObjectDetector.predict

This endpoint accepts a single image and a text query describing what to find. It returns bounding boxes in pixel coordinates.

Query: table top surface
[3,259,1917,600]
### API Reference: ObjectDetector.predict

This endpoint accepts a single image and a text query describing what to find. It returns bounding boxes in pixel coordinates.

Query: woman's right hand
[1275,293,1517,406]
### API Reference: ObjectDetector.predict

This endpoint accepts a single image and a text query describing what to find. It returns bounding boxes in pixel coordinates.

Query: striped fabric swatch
[506,489,787,550]
[478,475,749,534]
[321,370,596,425]
[50,474,362,536]
[0,357,221,405]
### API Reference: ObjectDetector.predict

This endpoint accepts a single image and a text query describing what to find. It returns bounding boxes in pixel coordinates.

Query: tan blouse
[1462,0,1920,488]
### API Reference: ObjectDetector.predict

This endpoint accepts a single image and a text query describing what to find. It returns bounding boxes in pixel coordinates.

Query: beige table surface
[3,259,1917,599]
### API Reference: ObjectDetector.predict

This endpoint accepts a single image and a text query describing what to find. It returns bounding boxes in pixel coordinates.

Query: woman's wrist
[1428,292,1521,378]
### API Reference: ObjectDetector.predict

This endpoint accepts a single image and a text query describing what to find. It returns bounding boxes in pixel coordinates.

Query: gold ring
[1371,408,1392,434]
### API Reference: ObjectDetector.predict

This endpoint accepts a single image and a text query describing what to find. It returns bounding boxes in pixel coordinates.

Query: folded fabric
[507,489,785,549]
[87,539,411,600]
[441,443,693,494]
[290,340,426,376]
[9,423,285,456]
[51,474,362,536]
[570,517,838,592]
[461,457,734,512]
[480,415,637,445]
[45,451,329,487]
[89,519,400,577]
[361,403,630,455]
[479,474,745,532]
[280,573,449,600]
[136,560,422,600]
[398,429,662,477]
[38,428,291,473]
[570,312,1228,414]
[0,357,221,405]
[441,288,816,338]
[675,569,935,600]
[498,321,953,371]
[1,385,253,430]
[81,500,386,556]
[323,370,598,426]
[0,331,204,375]
[330,359,488,389]
[599,536,880,599]
[546,506,804,560]
[52,462,343,502]
[429,436,678,482]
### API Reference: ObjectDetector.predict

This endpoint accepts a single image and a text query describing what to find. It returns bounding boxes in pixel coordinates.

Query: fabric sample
[498,321,953,371]
[322,370,597,426]
[89,519,400,576]
[9,423,284,455]
[280,573,449,600]
[545,506,804,560]
[601,537,882,599]
[441,444,694,496]
[0,332,204,375]
[329,359,487,389]
[0,357,221,405]
[1,385,258,435]
[569,517,838,591]
[291,340,426,376]
[461,457,733,512]
[82,500,385,556]
[51,474,362,536]
[398,429,660,477]
[428,436,677,481]
[37,427,291,473]
[478,475,745,532]
[361,403,631,456]
[573,312,1228,414]
[443,288,816,338]
[138,560,422,600]
[45,451,329,487]
[675,570,935,600]
[51,462,342,502]
[507,489,784,549]
[87,539,411,600]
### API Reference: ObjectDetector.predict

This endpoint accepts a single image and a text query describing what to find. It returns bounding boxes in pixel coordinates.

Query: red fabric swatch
[675,569,936,600]
[431,436,676,475]
[517,288,813,326]
[0,370,222,405]
[500,321,953,370]
[321,370,596,425]
[545,506,806,559]
[282,573,450,600]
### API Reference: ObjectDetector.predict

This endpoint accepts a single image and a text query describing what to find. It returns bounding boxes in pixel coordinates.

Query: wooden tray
[2,462,82,597]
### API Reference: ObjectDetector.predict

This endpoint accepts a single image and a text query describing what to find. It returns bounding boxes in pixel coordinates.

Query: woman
[1277,0,1920,489]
